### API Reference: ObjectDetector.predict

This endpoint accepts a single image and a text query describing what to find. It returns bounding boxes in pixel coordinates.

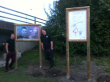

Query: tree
[44,0,110,56]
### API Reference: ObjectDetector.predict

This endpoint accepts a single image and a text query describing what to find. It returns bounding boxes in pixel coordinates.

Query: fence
[0,5,46,25]
[0,5,43,52]
[16,41,38,52]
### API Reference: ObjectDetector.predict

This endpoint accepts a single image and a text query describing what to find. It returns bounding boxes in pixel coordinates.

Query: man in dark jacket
[5,33,18,72]
[41,28,54,69]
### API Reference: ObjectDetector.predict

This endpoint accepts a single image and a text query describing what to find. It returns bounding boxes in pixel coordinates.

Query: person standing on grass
[5,33,18,72]
[41,28,54,69]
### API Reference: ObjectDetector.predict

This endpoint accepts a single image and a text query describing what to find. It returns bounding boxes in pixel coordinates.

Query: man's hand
[51,47,53,50]
[7,50,9,54]
[41,42,44,50]
[51,41,53,50]
[6,43,9,54]
[42,47,44,50]
[16,50,18,54]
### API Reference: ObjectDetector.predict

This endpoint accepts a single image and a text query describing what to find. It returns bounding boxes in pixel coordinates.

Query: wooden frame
[66,6,90,80]
[14,24,42,69]
[14,24,41,41]
[66,7,88,42]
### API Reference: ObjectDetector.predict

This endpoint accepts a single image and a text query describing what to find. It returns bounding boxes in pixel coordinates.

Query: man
[29,27,38,39]
[17,27,28,39]
[5,33,17,72]
[41,28,54,69]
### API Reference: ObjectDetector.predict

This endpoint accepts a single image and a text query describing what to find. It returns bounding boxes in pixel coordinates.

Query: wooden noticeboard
[66,6,90,80]
[14,24,42,69]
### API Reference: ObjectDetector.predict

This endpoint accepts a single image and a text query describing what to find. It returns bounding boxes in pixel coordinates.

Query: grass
[92,56,110,66]
[0,49,58,82]
[104,67,110,72]
[0,49,87,82]
[69,56,86,65]
[54,53,86,69]
[0,71,56,82]
[54,54,66,68]
[92,56,110,72]
[1,48,110,82]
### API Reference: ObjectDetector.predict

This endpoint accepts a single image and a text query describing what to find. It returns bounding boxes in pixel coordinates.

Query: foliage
[44,0,110,56]
[105,67,110,72]
[93,56,110,66]
[92,56,110,72]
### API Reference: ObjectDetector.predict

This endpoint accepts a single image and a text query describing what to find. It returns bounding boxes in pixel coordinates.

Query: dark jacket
[17,35,28,39]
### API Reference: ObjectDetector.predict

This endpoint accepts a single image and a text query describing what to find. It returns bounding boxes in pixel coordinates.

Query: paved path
[0,52,21,68]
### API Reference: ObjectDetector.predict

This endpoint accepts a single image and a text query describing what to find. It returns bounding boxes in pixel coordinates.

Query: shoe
[9,67,14,70]
[5,70,8,73]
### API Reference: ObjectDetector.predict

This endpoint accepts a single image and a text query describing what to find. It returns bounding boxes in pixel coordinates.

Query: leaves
[44,0,110,56]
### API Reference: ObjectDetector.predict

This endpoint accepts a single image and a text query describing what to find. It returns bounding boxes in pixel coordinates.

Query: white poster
[69,10,87,39]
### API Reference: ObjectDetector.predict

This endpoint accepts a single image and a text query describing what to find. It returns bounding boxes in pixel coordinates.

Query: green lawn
[0,48,110,82]
[0,49,58,82]
[91,56,110,72]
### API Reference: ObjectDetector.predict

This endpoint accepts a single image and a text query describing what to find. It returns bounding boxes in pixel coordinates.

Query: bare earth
[25,59,110,82]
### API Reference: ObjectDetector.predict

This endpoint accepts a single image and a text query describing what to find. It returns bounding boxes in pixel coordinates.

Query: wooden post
[15,40,17,69]
[66,42,70,78]
[39,25,42,68]
[87,7,90,80]
[66,6,90,80]
[66,9,70,79]
[14,24,42,69]
[14,25,17,69]
[39,40,42,68]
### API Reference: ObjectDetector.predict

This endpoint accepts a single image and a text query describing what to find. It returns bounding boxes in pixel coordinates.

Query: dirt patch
[25,59,110,82]
[96,74,110,82]
[30,70,44,77]
[46,69,65,76]
[26,65,66,78]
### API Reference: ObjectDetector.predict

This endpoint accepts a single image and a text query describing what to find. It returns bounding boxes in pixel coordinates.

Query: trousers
[5,51,16,70]
[44,49,54,67]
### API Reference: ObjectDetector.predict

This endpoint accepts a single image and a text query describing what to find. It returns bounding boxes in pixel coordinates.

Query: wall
[0,33,39,52]
[0,34,10,46]
[0,20,39,53]
[0,20,14,30]
[16,41,39,52]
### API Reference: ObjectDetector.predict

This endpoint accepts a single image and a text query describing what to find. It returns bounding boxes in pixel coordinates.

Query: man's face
[21,28,27,36]
[11,34,15,39]
[2,43,5,45]
[32,27,38,36]
[42,29,46,35]
[33,28,37,33]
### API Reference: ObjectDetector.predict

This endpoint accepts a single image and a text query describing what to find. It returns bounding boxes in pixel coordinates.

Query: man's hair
[22,27,26,29]
[42,28,46,31]
[11,33,15,35]
[2,41,5,43]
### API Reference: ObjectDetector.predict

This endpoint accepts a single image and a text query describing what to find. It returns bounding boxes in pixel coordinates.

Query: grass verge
[0,49,58,82]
